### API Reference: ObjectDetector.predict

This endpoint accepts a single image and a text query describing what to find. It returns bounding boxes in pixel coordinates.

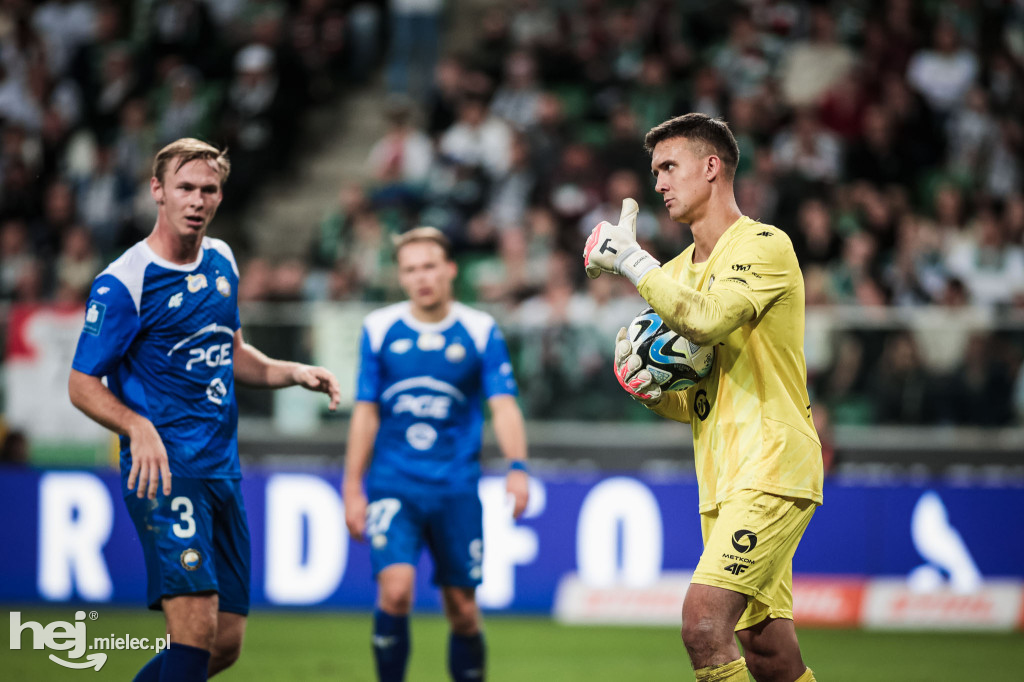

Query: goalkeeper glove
[613,327,662,405]
[583,198,661,286]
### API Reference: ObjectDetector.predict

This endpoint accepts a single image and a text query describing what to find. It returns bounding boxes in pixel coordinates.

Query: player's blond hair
[393,226,453,262]
[152,138,231,185]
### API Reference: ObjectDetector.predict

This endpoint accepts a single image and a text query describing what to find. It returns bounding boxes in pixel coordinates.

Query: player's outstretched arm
[68,369,171,499]
[343,400,379,541]
[488,394,530,519]
[232,329,341,410]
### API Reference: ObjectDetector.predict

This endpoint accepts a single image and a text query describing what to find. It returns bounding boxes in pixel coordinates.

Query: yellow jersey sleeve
[637,217,823,512]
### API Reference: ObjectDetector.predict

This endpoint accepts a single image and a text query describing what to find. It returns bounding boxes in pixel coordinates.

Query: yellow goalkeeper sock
[795,668,817,681]
[694,657,748,681]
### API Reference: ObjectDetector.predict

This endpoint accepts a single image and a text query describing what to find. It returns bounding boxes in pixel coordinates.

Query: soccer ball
[626,308,715,392]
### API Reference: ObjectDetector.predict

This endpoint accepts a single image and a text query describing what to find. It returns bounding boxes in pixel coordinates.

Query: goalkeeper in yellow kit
[583,113,823,682]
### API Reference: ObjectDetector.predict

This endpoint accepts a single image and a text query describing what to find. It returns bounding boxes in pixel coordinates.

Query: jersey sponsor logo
[445,342,466,363]
[169,292,184,308]
[724,563,749,575]
[186,273,208,293]
[393,394,452,419]
[83,301,106,336]
[694,389,711,421]
[186,343,232,371]
[417,332,445,351]
[406,422,438,450]
[167,323,235,367]
[731,529,758,553]
[380,377,466,403]
[216,276,231,297]
[389,338,413,354]
[732,264,751,272]
[722,276,751,290]
[756,231,774,237]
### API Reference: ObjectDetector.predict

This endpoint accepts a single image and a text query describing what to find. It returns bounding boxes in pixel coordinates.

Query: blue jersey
[356,301,518,494]
[71,237,242,481]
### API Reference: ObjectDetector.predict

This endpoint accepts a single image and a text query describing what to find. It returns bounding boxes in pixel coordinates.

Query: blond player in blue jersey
[583,113,822,682]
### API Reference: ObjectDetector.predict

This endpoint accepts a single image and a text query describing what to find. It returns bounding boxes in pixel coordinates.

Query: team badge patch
[83,300,106,336]
[186,274,208,293]
[180,548,203,571]
[216,276,231,297]
[445,343,466,362]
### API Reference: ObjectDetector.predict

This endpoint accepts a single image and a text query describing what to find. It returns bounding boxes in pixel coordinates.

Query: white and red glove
[613,327,662,405]
[583,198,660,286]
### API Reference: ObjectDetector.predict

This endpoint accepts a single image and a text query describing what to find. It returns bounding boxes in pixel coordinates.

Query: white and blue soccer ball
[627,308,715,392]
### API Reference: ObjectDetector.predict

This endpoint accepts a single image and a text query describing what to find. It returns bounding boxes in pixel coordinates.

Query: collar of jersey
[142,239,206,272]
[400,300,460,333]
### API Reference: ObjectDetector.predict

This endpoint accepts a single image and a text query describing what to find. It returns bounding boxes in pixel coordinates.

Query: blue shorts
[366,488,483,587]
[124,477,251,615]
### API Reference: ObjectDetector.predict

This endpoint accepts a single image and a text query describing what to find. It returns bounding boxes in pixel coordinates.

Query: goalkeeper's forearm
[637,268,753,346]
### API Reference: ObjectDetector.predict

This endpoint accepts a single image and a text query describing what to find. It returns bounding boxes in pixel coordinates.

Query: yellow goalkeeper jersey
[639,215,823,512]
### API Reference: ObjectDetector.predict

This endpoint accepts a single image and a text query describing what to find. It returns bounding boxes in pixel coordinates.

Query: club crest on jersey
[445,343,466,363]
[216,276,231,297]
[417,332,445,351]
[180,548,202,571]
[186,273,208,293]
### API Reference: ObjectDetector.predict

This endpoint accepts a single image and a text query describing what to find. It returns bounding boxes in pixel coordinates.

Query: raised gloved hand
[583,198,660,285]
[613,327,662,405]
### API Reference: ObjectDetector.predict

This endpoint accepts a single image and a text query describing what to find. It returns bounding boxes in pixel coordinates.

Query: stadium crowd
[2,0,1024,426]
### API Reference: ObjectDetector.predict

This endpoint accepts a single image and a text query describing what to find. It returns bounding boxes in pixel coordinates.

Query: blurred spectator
[289,0,348,102]
[945,209,1024,308]
[491,50,542,131]
[791,198,841,268]
[777,6,855,107]
[221,44,288,208]
[72,143,134,255]
[0,430,28,467]
[907,19,978,117]
[154,65,215,144]
[938,333,1017,426]
[488,133,537,231]
[366,95,434,196]
[439,94,513,180]
[867,331,938,424]
[54,224,100,302]
[772,108,842,184]
[1,219,35,300]
[710,11,779,99]
[386,0,443,101]
[579,170,658,242]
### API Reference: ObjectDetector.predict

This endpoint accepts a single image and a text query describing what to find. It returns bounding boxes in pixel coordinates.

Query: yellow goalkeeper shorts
[691,489,816,631]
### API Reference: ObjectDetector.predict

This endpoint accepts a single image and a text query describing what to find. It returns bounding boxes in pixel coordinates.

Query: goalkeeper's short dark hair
[644,113,740,180]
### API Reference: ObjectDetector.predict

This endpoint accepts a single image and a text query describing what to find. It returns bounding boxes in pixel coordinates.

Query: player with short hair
[343,226,529,682]
[69,138,341,682]
[583,113,823,682]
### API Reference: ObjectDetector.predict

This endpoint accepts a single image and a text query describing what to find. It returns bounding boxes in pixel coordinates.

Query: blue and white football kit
[71,237,251,614]
[356,301,518,586]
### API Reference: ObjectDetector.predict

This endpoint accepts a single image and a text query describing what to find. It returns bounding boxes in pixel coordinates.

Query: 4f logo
[600,238,618,255]
[724,563,748,575]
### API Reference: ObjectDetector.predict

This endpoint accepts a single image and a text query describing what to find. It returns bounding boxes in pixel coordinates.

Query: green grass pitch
[5,608,1022,680]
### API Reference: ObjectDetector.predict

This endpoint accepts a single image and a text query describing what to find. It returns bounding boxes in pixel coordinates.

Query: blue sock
[373,609,410,682]
[133,652,164,681]
[448,631,485,681]
[161,642,210,681]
